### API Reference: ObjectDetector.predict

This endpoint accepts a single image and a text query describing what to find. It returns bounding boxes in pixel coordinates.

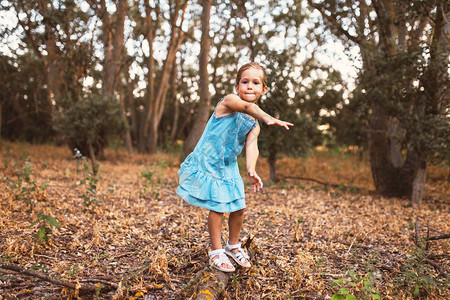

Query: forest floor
[0,142,448,299]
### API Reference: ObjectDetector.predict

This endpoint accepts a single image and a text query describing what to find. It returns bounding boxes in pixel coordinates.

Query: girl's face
[235,68,268,103]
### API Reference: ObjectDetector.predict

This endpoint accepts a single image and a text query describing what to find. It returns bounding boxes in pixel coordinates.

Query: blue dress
[177,100,257,213]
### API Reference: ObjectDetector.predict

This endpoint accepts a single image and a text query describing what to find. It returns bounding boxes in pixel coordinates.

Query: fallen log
[193,236,256,299]
[194,268,232,300]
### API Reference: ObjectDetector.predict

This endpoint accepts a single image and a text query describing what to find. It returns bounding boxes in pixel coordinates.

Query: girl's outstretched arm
[218,94,294,130]
[245,123,263,192]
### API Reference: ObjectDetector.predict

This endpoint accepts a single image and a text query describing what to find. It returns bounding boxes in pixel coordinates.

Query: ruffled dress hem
[177,185,246,213]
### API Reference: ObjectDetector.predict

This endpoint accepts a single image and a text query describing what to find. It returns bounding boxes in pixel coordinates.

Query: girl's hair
[236,62,267,88]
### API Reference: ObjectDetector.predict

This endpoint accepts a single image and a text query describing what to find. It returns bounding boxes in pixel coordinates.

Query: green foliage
[1,0,93,143]
[358,47,449,163]
[141,167,161,200]
[332,271,381,300]
[54,93,125,159]
[29,212,59,244]
[258,46,346,182]
[74,149,99,207]
[7,157,47,211]
[0,54,53,142]
[259,48,316,160]
[395,245,449,298]
[331,91,368,149]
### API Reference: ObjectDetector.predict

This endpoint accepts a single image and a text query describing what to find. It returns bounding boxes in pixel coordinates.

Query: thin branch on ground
[279,175,340,187]
[0,262,110,293]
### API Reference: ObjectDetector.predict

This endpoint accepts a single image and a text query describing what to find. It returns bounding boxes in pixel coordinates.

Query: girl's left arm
[246,123,263,192]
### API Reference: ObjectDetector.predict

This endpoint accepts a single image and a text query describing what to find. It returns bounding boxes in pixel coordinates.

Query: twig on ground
[414,221,421,246]
[425,259,448,278]
[79,278,119,288]
[278,175,340,187]
[0,262,109,293]
[427,233,450,241]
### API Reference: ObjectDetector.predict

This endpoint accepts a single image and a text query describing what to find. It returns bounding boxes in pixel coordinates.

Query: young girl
[177,62,293,272]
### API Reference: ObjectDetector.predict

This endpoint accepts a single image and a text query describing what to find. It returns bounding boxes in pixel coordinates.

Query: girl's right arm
[219,94,293,130]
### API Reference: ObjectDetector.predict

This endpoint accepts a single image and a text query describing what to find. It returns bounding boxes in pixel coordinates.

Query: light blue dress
[177,100,257,213]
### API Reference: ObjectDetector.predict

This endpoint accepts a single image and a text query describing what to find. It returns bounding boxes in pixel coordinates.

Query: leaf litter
[0,143,448,299]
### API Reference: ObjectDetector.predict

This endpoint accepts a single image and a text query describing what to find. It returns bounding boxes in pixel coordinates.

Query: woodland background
[0,0,449,299]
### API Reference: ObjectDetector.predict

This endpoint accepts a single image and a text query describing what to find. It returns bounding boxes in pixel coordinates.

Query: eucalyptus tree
[161,0,266,150]
[0,53,52,142]
[308,0,449,203]
[246,0,347,181]
[258,48,319,182]
[182,0,212,158]
[138,0,189,153]
[1,0,128,168]
[85,0,132,154]
[1,0,93,130]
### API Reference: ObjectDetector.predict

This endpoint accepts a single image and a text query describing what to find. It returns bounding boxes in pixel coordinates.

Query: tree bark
[100,0,128,97]
[119,75,133,154]
[123,66,139,145]
[169,63,180,143]
[139,0,157,153]
[142,0,187,153]
[194,269,231,300]
[0,102,2,138]
[268,150,278,183]
[182,0,212,158]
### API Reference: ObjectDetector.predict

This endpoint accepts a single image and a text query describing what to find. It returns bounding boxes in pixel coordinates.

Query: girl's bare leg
[208,210,224,250]
[228,209,244,245]
[228,209,249,263]
[208,210,233,269]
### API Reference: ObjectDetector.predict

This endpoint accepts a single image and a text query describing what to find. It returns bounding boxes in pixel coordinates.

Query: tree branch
[0,262,108,293]
[307,0,375,50]
[278,175,340,187]
[427,233,450,241]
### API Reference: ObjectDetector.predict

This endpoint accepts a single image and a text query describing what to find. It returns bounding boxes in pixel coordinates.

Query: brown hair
[236,62,267,88]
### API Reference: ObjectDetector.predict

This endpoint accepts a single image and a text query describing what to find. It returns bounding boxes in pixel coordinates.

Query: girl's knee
[209,210,224,217]
[231,209,245,216]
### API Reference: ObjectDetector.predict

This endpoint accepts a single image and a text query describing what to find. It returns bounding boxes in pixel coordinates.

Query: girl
[177,62,293,272]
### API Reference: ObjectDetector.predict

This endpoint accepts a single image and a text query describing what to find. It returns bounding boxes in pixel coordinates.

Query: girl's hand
[247,170,263,192]
[266,118,294,130]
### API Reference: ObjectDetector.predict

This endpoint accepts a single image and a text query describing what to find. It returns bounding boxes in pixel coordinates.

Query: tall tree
[0,53,52,142]
[182,0,212,158]
[87,0,128,96]
[308,0,449,203]
[259,49,320,182]
[139,0,188,153]
[87,0,130,153]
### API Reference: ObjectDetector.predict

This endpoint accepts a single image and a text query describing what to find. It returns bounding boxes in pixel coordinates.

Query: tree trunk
[368,110,409,197]
[169,63,180,143]
[123,68,138,145]
[182,0,212,158]
[119,77,133,154]
[411,164,426,205]
[0,102,2,138]
[268,149,278,183]
[101,0,128,97]
[139,0,156,153]
[142,0,187,153]
[87,142,98,175]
